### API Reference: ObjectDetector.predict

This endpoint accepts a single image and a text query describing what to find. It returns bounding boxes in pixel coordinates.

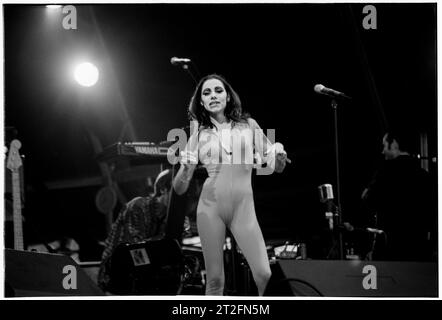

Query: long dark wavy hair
[188,74,250,130]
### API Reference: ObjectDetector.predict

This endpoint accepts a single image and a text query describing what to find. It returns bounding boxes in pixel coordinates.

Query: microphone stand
[224,231,239,296]
[331,99,344,260]
[178,62,200,85]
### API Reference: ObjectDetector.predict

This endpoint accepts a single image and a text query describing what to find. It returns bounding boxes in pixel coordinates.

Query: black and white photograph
[2,1,438,301]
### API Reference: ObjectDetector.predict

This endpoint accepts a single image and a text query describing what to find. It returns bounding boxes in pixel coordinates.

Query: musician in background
[359,129,436,261]
[97,169,172,292]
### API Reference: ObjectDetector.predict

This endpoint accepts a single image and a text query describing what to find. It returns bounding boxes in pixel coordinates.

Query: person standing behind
[97,169,172,292]
[361,130,436,261]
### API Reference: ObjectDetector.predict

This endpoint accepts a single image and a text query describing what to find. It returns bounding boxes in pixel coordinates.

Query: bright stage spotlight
[46,5,62,9]
[74,63,99,87]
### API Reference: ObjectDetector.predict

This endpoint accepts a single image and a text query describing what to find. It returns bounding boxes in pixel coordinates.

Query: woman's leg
[197,208,227,295]
[230,199,271,296]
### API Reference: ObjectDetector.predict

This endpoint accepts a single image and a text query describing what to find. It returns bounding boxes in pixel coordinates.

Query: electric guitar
[6,139,24,250]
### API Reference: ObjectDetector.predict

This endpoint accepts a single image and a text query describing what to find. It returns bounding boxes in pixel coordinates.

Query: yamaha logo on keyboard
[133,146,168,155]
[125,142,169,156]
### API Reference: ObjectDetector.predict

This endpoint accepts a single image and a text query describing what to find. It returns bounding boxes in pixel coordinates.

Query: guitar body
[6,139,24,250]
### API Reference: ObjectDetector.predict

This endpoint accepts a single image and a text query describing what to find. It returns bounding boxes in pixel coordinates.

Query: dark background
[3,3,437,260]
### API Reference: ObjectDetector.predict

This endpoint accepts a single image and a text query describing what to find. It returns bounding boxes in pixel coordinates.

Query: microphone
[318,184,336,230]
[339,223,384,234]
[318,184,334,203]
[366,227,384,235]
[171,57,191,66]
[314,84,351,100]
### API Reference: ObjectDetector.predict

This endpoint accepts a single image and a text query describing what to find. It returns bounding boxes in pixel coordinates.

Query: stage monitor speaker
[265,260,437,297]
[5,249,104,297]
[108,238,184,295]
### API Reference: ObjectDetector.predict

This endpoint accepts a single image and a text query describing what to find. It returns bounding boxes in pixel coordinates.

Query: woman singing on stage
[173,74,290,296]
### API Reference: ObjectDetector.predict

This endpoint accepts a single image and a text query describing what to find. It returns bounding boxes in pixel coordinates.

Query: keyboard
[96,142,173,163]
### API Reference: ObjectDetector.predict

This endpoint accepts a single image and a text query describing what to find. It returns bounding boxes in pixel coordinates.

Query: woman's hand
[274,142,291,162]
[273,142,291,173]
[180,150,198,171]
[173,150,198,195]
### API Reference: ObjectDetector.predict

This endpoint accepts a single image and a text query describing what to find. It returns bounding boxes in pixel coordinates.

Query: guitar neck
[12,171,24,251]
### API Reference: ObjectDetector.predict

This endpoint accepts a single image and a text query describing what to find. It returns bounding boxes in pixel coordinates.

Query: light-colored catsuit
[185,117,274,295]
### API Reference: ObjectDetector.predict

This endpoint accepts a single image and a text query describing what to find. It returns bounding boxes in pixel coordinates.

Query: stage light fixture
[74,62,99,87]
[46,5,62,10]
